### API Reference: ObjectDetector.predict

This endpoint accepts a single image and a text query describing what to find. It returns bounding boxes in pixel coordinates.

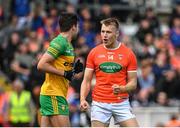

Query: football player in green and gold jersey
[37,12,83,127]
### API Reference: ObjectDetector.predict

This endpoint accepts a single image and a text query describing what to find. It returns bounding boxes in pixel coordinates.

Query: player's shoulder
[50,34,67,46]
[120,43,135,54]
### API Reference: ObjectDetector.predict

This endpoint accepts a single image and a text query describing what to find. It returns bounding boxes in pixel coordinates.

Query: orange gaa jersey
[86,43,137,103]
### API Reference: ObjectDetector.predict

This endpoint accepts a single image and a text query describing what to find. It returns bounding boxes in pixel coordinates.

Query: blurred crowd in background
[0,0,179,127]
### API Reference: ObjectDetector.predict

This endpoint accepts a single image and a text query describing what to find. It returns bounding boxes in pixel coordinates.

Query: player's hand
[80,100,89,111]
[73,59,83,74]
[112,84,125,95]
[64,70,74,81]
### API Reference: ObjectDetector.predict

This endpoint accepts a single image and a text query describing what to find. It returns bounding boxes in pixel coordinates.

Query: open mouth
[103,39,108,42]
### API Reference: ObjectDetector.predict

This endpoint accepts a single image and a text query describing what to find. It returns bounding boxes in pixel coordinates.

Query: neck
[105,40,119,49]
[17,91,22,96]
[61,32,72,43]
[113,40,119,48]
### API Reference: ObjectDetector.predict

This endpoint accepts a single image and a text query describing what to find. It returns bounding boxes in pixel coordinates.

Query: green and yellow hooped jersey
[40,34,75,98]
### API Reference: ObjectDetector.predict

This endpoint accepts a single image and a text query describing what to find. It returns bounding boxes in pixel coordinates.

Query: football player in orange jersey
[80,17,139,127]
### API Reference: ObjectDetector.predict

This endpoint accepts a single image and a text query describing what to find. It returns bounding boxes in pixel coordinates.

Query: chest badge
[118,54,123,60]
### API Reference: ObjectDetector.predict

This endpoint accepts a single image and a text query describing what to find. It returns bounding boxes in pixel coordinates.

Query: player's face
[101,24,118,48]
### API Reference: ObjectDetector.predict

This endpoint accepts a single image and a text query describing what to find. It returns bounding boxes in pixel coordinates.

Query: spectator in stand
[135,33,156,59]
[48,7,59,34]
[155,69,180,100]
[80,20,96,48]
[0,87,9,127]
[66,3,76,13]
[7,78,35,127]
[144,33,156,57]
[135,18,154,44]
[37,17,58,41]
[0,6,4,29]
[156,92,170,106]
[79,6,93,33]
[145,7,161,36]
[10,42,34,82]
[154,30,174,55]
[31,4,44,31]
[10,0,31,30]
[169,3,180,28]
[98,0,119,4]
[152,50,171,82]
[2,32,21,75]
[137,59,155,106]
[170,47,180,73]
[95,4,112,32]
[165,114,180,127]
[170,17,180,48]
[0,15,19,40]
[27,52,44,91]
[0,45,3,70]
[74,36,90,58]
[79,6,92,22]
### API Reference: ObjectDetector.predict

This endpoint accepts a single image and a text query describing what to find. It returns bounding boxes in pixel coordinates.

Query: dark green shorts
[40,95,69,116]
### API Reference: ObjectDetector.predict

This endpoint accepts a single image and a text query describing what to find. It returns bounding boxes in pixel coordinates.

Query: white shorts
[91,100,136,124]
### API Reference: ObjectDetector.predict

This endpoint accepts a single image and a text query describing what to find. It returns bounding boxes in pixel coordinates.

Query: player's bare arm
[37,52,64,76]
[125,72,137,92]
[80,68,94,111]
[113,72,137,94]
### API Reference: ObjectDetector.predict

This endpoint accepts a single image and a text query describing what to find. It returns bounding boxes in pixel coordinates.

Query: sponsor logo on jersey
[64,48,74,56]
[65,50,71,53]
[99,62,122,73]
[64,62,73,67]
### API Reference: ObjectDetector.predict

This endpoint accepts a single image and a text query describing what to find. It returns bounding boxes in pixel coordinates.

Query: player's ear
[72,24,77,31]
[71,26,74,31]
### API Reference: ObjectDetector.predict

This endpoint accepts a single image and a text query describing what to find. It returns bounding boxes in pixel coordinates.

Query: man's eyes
[101,31,112,33]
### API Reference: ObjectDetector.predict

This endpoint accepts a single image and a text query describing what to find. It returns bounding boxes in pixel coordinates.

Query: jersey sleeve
[47,39,65,59]
[127,51,137,71]
[86,49,95,69]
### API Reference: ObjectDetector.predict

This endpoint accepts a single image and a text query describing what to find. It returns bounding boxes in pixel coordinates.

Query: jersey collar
[103,41,121,50]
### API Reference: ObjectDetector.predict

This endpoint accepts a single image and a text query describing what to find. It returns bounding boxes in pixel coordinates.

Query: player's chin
[72,33,78,39]
[103,41,108,45]
[80,108,87,111]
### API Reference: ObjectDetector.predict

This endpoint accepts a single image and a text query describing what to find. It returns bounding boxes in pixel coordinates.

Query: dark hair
[100,17,120,30]
[59,12,79,32]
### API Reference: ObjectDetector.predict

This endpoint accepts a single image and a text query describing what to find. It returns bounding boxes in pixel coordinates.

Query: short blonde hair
[100,17,120,30]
